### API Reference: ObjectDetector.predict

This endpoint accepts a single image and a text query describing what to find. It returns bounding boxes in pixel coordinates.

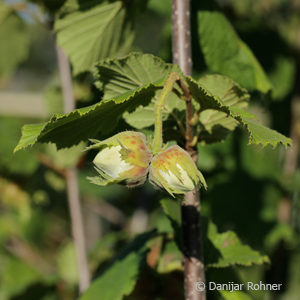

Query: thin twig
[56,46,91,293]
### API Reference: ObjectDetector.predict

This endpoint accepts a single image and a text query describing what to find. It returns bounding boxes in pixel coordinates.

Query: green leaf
[0,257,41,299]
[245,119,291,148]
[14,83,157,152]
[94,52,184,129]
[55,0,135,75]
[14,53,179,151]
[187,76,291,147]
[198,10,272,93]
[0,3,30,77]
[94,52,177,100]
[269,56,296,100]
[198,74,249,143]
[160,198,181,226]
[206,222,269,268]
[160,197,269,268]
[79,230,155,300]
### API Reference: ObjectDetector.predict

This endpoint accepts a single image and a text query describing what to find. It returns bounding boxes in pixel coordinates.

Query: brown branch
[56,46,91,293]
[172,1,206,299]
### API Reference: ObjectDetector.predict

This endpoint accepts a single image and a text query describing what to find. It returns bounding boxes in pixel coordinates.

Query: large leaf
[79,230,155,300]
[14,53,176,151]
[0,2,30,77]
[94,52,177,99]
[55,0,135,75]
[94,52,185,129]
[160,198,269,268]
[14,83,157,152]
[198,10,272,93]
[187,77,291,147]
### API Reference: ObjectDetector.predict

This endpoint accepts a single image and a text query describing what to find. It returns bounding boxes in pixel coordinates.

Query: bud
[87,131,152,187]
[149,145,207,196]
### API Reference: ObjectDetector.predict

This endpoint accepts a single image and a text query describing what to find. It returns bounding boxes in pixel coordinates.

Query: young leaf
[198,10,272,93]
[55,0,135,74]
[79,230,156,300]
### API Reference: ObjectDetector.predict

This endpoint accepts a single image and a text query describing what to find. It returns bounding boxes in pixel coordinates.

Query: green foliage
[160,197,269,268]
[0,1,30,77]
[269,56,296,100]
[94,53,184,129]
[197,74,249,143]
[14,82,157,151]
[94,53,174,99]
[0,257,41,299]
[15,53,290,152]
[206,222,269,268]
[79,231,155,300]
[198,10,272,93]
[187,76,291,147]
[55,0,135,74]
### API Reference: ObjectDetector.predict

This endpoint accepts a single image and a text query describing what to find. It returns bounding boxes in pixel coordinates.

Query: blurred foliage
[0,0,299,300]
[0,1,30,79]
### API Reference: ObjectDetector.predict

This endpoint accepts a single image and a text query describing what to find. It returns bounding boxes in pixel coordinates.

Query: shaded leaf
[198,10,272,93]
[79,230,155,300]
[206,222,269,268]
[187,77,291,147]
[160,198,269,268]
[55,0,135,74]
[198,74,249,142]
